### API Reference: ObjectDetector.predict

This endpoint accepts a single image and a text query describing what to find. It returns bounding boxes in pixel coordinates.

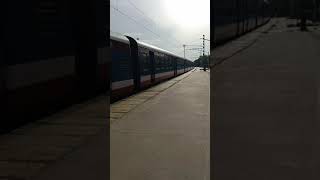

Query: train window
[171,58,174,69]
[140,53,144,70]
[157,57,160,71]
[163,58,165,70]
[155,53,160,71]
[155,53,159,65]
[145,55,148,65]
[166,57,169,70]
[143,55,148,74]
[144,54,148,64]
[165,59,167,70]
[160,57,163,71]
[161,57,164,70]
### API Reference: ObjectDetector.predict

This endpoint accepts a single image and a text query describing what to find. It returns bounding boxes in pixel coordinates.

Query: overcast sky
[110,0,210,61]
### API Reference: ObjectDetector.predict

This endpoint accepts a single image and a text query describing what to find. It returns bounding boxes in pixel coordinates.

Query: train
[0,0,274,133]
[1,0,109,133]
[111,35,194,102]
[212,0,274,44]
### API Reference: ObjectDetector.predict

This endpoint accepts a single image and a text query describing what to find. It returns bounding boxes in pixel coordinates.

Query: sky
[110,0,210,61]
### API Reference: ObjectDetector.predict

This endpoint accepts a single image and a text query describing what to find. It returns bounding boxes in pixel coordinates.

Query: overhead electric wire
[124,0,183,47]
[126,0,156,26]
[185,44,202,47]
[121,0,182,47]
[185,36,205,45]
[186,48,202,50]
[111,1,207,56]
[111,5,160,38]
[111,4,184,51]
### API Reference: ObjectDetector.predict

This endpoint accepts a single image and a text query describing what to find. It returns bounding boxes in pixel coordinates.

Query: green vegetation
[194,55,210,68]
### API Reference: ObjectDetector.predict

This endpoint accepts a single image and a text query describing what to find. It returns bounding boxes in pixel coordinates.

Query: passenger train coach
[111,35,194,102]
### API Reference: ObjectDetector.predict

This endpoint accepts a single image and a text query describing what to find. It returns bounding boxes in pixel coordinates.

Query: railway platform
[212,18,320,180]
[0,67,210,180]
[0,17,292,179]
[110,68,210,180]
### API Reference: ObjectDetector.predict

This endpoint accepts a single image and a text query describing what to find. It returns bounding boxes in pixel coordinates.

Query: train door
[149,51,155,83]
[174,58,177,76]
[126,36,140,91]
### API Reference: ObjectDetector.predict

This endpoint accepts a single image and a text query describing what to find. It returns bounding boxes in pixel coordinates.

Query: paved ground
[0,95,108,180]
[212,18,320,180]
[35,69,208,180]
[0,68,208,180]
[111,68,210,180]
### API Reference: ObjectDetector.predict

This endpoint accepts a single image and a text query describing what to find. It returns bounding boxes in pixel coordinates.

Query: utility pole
[183,44,186,58]
[200,35,211,71]
[200,35,207,71]
[202,35,206,71]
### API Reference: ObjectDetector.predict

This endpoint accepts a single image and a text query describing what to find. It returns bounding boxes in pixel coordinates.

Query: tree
[194,55,209,68]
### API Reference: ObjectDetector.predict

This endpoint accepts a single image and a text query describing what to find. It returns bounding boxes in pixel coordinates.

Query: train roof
[137,39,191,61]
[137,40,183,60]
[110,34,191,62]
[110,34,130,44]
